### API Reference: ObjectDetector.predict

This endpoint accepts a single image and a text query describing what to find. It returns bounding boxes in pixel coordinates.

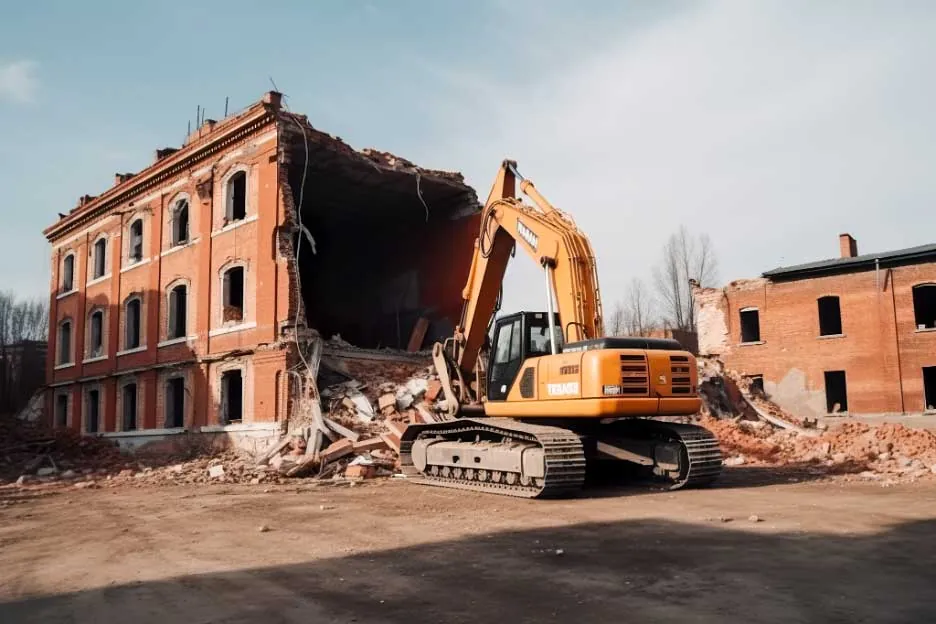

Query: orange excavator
[400,161,722,497]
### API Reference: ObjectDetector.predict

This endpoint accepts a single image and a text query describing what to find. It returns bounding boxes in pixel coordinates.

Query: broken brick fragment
[345,464,377,479]
[321,438,354,463]
[384,420,407,439]
[425,379,443,402]
[380,432,401,453]
[352,437,387,453]
[378,393,397,413]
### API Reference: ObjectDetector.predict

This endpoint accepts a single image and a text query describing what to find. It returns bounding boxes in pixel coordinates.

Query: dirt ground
[2,468,936,624]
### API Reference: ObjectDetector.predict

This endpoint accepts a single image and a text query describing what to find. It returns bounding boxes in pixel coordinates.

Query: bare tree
[652,226,718,332]
[0,292,49,414]
[607,302,627,336]
[608,278,657,337]
[623,277,655,335]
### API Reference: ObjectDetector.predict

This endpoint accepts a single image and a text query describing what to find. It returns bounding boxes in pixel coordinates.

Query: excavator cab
[487,312,561,401]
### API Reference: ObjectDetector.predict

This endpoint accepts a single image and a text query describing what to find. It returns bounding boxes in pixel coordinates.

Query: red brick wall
[696,262,936,417]
[45,118,284,434]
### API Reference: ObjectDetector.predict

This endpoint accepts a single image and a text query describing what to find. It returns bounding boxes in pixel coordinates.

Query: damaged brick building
[44,91,479,451]
[694,234,936,420]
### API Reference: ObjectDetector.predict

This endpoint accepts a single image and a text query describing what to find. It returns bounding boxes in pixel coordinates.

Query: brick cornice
[44,102,277,242]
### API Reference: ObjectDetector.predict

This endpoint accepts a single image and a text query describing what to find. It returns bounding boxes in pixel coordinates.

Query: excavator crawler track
[602,419,723,490]
[400,418,586,498]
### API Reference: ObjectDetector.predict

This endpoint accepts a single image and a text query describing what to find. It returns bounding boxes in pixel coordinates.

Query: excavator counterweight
[401,161,722,497]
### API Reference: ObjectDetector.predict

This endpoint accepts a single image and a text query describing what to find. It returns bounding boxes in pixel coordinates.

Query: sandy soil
[2,468,936,623]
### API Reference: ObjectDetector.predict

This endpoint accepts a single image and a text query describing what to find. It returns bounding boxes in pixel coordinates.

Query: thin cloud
[417,1,936,310]
[0,60,38,103]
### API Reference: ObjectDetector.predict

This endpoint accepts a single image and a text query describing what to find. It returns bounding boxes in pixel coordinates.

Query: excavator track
[400,418,586,498]
[667,422,723,489]
[601,419,723,490]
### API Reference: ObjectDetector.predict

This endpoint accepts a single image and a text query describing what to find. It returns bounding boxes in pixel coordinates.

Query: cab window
[527,315,563,357]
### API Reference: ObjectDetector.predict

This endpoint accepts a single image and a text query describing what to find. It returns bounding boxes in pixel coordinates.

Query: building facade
[694,234,936,419]
[44,91,479,451]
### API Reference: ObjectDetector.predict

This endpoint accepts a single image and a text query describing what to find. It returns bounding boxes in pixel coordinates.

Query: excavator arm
[404,161,722,497]
[445,160,604,401]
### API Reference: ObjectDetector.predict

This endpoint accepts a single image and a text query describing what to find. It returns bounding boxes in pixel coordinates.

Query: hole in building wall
[739,309,760,343]
[924,367,936,412]
[817,296,842,336]
[746,374,765,397]
[284,124,479,349]
[913,284,936,330]
[221,369,243,424]
[824,370,848,414]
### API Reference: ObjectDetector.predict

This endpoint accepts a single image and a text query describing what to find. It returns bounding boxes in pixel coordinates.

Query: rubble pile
[697,358,936,482]
[256,354,448,481]
[0,414,126,483]
[0,414,301,488]
[698,357,808,429]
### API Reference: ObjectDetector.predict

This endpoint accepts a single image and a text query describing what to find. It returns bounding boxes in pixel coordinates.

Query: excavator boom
[454,160,604,378]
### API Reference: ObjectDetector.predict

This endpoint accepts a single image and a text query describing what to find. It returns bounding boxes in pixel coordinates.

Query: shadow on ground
[2,514,935,623]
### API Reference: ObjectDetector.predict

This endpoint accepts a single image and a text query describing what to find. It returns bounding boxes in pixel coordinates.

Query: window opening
[165,377,185,428]
[740,309,761,343]
[62,254,74,291]
[129,219,144,263]
[913,285,936,330]
[222,266,245,322]
[86,389,100,433]
[818,296,842,336]
[125,298,141,349]
[221,369,244,424]
[89,310,103,357]
[168,285,187,339]
[924,367,936,412]
[93,238,106,278]
[824,370,848,414]
[55,394,68,427]
[172,200,189,246]
[227,171,247,221]
[58,321,72,364]
[123,383,138,431]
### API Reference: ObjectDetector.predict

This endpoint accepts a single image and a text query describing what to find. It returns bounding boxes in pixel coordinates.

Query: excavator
[400,161,722,498]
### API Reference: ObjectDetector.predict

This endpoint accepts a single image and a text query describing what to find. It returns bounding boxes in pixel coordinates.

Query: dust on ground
[2,473,936,623]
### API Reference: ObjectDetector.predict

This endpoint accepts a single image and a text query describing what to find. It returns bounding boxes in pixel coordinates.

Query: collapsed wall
[697,357,936,483]
[278,113,481,351]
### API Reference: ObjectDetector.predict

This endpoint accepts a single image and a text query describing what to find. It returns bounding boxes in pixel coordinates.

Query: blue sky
[2,1,935,314]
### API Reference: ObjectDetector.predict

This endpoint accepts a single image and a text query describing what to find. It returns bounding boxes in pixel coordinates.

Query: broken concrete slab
[208,465,226,479]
